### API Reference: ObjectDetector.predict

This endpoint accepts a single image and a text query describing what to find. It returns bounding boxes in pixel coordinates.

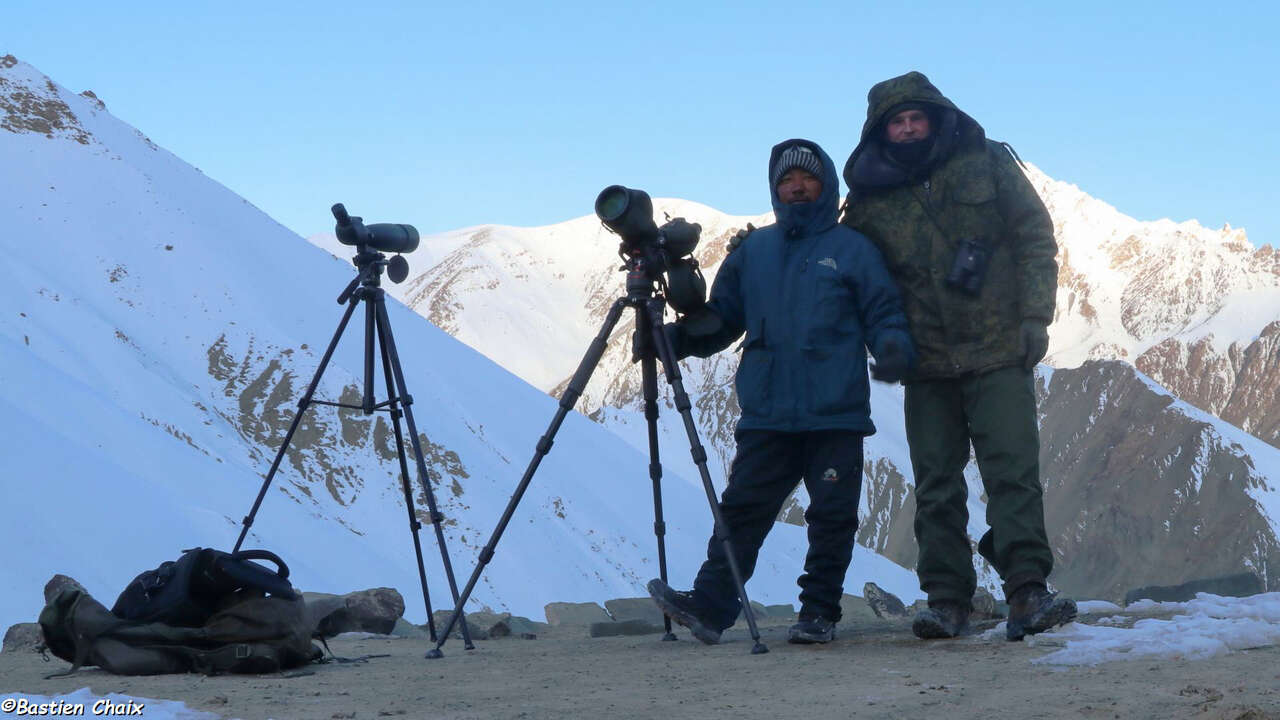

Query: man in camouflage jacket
[840,71,1076,641]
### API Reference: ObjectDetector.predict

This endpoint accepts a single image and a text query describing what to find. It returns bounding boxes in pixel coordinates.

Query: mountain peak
[0,56,92,145]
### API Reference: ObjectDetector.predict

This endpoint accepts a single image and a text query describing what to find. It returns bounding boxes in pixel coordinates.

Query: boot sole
[787,629,835,644]
[1006,598,1078,641]
[647,581,721,645]
[911,615,968,640]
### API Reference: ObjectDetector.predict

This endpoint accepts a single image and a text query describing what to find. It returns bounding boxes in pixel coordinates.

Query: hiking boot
[1005,583,1077,641]
[911,600,971,639]
[646,578,722,645]
[787,616,837,644]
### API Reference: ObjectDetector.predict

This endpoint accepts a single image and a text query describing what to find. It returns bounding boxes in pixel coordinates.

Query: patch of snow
[1031,592,1280,666]
[1077,600,1124,614]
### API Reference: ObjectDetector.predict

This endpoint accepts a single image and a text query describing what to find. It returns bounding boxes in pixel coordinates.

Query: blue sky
[7,1,1276,245]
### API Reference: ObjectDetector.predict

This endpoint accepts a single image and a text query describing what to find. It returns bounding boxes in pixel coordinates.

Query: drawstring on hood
[768,138,840,238]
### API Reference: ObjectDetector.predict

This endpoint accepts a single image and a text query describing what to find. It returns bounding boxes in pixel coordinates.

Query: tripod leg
[427,297,630,659]
[233,296,361,553]
[373,297,475,650]
[363,295,377,414]
[635,314,677,642]
[375,315,440,644]
[645,299,768,654]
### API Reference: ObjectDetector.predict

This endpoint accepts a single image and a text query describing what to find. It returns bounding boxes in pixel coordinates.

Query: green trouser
[904,366,1053,605]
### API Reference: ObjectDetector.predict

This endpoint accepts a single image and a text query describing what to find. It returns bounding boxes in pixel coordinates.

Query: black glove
[663,307,724,361]
[1018,319,1049,372]
[870,336,908,383]
[727,223,756,253]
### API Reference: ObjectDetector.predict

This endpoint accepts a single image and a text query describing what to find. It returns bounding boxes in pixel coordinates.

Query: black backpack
[39,548,317,676]
[111,547,297,627]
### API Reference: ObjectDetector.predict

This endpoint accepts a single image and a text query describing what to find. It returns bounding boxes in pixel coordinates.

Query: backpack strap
[212,550,298,600]
[315,635,391,664]
[999,141,1028,170]
[230,549,290,578]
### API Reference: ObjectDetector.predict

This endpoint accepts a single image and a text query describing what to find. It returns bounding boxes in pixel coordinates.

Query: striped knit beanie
[770,144,824,187]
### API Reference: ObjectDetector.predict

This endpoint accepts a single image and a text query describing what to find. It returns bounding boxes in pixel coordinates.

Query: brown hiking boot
[1005,583,1077,641]
[911,600,971,639]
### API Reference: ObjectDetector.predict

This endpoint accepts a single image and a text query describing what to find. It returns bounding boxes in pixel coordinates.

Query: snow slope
[0,57,920,634]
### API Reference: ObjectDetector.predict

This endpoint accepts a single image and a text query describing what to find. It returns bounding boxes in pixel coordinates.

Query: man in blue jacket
[648,139,914,645]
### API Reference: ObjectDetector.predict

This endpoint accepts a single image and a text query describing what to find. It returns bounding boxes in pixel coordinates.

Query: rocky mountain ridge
[1031,170,1280,448]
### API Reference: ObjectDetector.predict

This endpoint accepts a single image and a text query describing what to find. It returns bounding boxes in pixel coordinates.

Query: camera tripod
[232,239,473,648]
[427,252,767,658]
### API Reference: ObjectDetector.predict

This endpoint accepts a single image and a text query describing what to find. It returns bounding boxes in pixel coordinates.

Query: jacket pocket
[734,325,773,419]
[947,174,1002,248]
[805,344,867,417]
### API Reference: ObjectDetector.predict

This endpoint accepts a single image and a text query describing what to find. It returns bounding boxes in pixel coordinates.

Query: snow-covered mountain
[0,56,923,634]
[325,146,1280,601]
[1032,170,1280,448]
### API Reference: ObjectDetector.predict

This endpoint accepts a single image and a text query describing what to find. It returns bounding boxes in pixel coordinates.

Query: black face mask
[884,136,935,167]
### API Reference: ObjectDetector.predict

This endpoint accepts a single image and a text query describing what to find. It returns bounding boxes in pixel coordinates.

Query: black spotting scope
[595,186,700,258]
[333,203,420,254]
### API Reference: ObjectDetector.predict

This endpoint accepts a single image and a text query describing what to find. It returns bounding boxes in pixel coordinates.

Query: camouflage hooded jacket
[840,71,1057,380]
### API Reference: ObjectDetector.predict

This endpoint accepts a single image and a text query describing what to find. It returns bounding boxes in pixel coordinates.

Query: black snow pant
[691,429,864,630]
[904,366,1054,606]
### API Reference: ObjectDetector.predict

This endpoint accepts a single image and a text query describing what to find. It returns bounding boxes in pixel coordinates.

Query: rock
[425,610,544,640]
[838,595,882,623]
[390,618,427,638]
[764,603,796,619]
[909,599,929,614]
[1124,572,1264,605]
[486,616,512,638]
[589,619,664,638]
[302,593,347,635]
[735,600,770,622]
[500,615,545,637]
[465,611,513,638]
[971,587,1002,619]
[863,583,909,618]
[605,597,665,625]
[304,588,404,636]
[43,575,85,604]
[344,588,404,632]
[3,623,43,652]
[544,602,610,626]
[429,611,491,641]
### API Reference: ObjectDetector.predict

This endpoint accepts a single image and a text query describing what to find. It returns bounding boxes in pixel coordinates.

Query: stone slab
[589,619,665,638]
[764,603,796,619]
[735,600,770,622]
[605,597,665,624]
[544,602,610,626]
[838,595,882,623]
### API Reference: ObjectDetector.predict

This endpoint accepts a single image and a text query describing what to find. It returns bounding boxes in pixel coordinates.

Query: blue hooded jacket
[687,139,913,434]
